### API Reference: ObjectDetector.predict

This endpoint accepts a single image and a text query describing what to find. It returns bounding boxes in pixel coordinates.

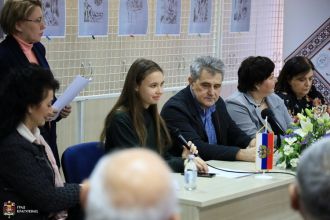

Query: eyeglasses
[24,17,45,24]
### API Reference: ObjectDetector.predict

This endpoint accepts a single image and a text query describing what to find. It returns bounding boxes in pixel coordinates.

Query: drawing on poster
[311,43,330,82]
[84,0,104,22]
[233,0,248,22]
[43,0,59,26]
[287,18,330,103]
[160,0,178,24]
[127,0,143,23]
[193,0,208,23]
[230,0,251,32]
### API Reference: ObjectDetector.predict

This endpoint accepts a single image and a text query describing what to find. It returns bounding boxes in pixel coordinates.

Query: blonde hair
[0,0,42,34]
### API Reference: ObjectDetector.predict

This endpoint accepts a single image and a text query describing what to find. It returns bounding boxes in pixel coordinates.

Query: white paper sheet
[52,75,91,120]
[207,166,252,179]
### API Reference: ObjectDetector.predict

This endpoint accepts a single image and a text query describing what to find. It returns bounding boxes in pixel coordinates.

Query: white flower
[297,113,306,121]
[284,137,297,145]
[300,117,313,133]
[283,145,294,156]
[290,158,299,168]
[317,112,330,124]
[277,161,287,169]
[294,128,307,138]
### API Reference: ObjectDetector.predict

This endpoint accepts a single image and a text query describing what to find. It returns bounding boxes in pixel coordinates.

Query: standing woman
[100,58,208,173]
[225,56,292,138]
[275,56,326,116]
[0,65,80,220]
[0,0,71,167]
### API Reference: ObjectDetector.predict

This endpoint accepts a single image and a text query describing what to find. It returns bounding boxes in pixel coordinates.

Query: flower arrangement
[277,105,330,170]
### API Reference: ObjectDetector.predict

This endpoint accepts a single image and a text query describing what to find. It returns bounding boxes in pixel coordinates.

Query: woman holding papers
[225,56,291,138]
[0,65,81,220]
[0,0,71,167]
[100,58,208,173]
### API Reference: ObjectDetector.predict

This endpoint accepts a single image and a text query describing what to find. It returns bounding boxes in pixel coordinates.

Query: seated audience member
[81,148,180,220]
[0,65,81,219]
[289,138,330,220]
[161,56,256,162]
[225,56,291,138]
[275,56,326,116]
[100,58,208,173]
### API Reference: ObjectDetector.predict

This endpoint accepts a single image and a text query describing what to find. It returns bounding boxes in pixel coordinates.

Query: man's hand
[247,138,256,149]
[236,147,256,162]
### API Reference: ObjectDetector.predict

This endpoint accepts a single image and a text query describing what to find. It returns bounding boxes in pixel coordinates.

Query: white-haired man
[289,138,330,220]
[80,148,179,220]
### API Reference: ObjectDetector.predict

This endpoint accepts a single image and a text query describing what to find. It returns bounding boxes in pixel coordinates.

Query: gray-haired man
[80,148,179,220]
[289,137,330,220]
[161,56,256,162]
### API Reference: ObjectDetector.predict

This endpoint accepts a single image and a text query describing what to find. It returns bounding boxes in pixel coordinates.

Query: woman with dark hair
[275,56,326,116]
[0,0,71,168]
[225,56,291,138]
[0,65,81,220]
[100,58,208,173]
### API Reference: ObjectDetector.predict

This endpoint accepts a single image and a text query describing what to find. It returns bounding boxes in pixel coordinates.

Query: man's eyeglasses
[24,17,44,24]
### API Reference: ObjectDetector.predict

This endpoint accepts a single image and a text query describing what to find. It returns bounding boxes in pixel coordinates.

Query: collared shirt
[17,122,40,143]
[190,86,217,144]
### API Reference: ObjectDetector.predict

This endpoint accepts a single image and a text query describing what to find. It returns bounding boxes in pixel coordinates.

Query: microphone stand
[275,134,281,152]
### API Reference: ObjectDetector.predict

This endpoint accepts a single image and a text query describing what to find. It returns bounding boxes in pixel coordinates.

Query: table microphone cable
[207,163,296,177]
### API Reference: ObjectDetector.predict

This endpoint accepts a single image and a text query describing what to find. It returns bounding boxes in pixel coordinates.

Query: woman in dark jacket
[0,65,80,220]
[0,0,71,168]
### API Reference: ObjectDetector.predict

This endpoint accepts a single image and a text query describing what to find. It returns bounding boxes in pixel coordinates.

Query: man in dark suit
[161,56,256,161]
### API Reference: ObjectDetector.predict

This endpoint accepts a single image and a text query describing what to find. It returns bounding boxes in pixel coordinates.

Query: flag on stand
[255,132,274,171]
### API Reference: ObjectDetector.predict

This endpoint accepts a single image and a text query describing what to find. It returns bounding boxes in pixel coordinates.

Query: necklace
[255,98,265,107]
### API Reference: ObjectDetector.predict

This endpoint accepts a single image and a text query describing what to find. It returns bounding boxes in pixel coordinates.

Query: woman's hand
[182,141,208,173]
[194,157,209,173]
[181,141,198,158]
[60,105,72,118]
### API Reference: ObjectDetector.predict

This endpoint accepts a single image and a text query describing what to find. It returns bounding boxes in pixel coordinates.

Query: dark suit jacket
[161,86,252,161]
[0,131,80,220]
[0,35,61,167]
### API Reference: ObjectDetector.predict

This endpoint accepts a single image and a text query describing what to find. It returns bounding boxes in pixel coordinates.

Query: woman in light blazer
[225,56,292,139]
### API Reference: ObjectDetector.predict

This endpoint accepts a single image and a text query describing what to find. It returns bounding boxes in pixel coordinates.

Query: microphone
[261,109,285,135]
[171,128,198,157]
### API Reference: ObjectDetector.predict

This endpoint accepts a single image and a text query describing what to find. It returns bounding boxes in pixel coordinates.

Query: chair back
[61,141,104,183]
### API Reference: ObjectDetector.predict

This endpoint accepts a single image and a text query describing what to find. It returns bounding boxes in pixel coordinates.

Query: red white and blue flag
[255,132,274,170]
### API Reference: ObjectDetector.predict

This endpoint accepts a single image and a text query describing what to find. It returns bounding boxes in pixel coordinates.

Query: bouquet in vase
[277,105,330,170]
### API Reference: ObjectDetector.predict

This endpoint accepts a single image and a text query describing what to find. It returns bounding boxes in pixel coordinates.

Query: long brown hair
[100,58,172,154]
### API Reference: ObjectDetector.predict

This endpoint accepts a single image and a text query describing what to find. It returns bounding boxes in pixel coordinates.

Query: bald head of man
[289,138,330,220]
[82,148,179,220]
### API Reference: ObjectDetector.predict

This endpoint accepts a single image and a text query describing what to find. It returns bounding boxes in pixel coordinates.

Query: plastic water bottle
[184,154,197,191]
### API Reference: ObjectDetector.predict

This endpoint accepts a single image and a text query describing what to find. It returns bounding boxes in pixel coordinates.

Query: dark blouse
[276,86,325,116]
[104,108,185,172]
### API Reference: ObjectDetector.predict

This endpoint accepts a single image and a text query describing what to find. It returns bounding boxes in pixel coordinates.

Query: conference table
[174,160,302,220]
